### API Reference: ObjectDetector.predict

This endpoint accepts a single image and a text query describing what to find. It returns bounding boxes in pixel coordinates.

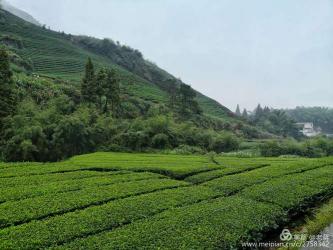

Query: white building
[296,122,321,137]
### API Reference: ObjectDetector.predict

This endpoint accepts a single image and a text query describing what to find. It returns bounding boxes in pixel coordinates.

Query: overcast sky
[7,0,333,111]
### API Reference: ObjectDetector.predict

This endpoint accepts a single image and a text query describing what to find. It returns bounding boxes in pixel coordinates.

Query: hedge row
[52,166,333,249]
[185,163,269,184]
[0,172,162,202]
[0,170,126,188]
[2,165,331,248]
[68,152,220,179]
[0,186,217,249]
[53,196,284,250]
[0,178,187,228]
[0,163,84,178]
[203,161,327,195]
[241,165,333,210]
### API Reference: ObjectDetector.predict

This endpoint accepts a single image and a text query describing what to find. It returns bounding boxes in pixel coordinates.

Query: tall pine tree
[0,48,16,124]
[242,109,248,119]
[254,104,263,121]
[235,104,241,116]
[105,69,120,117]
[81,58,96,104]
[179,83,201,116]
[166,79,178,110]
[96,68,108,112]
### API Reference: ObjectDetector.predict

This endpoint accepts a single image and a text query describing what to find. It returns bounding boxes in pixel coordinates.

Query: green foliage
[81,57,96,103]
[2,100,48,161]
[247,105,300,138]
[81,59,121,117]
[210,133,240,153]
[68,152,218,179]
[169,144,206,155]
[1,99,99,161]
[0,34,23,49]
[0,9,313,164]
[0,48,16,125]
[241,166,333,211]
[177,83,202,117]
[104,68,120,116]
[0,185,216,249]
[185,162,267,184]
[235,104,241,116]
[0,177,186,228]
[0,9,234,120]
[1,90,243,161]
[55,196,283,250]
[242,108,248,119]
[0,153,333,249]
[286,107,333,134]
[0,170,113,187]
[0,172,160,203]
[204,160,323,195]
[260,137,333,157]
[151,133,169,149]
[52,108,95,159]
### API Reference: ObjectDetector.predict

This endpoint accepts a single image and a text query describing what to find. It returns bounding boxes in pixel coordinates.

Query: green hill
[0,8,269,162]
[0,8,233,119]
[1,0,41,26]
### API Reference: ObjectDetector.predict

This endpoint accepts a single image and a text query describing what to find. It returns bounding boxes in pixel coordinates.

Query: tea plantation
[0,153,332,249]
[0,9,234,119]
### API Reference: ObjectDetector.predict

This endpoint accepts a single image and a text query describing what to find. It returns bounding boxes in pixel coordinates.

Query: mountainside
[0,8,233,120]
[1,1,41,26]
[0,8,270,162]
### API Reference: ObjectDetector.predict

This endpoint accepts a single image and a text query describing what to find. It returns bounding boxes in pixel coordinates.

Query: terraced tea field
[0,153,333,249]
[0,9,233,119]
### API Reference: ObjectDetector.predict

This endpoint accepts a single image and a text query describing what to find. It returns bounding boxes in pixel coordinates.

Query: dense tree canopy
[286,107,333,133]
[0,58,246,161]
[81,59,121,117]
[0,48,17,124]
[81,58,96,103]
[235,105,241,116]
[245,104,300,138]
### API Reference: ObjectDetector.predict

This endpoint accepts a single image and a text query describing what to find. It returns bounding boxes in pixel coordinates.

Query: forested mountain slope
[0,9,232,119]
[0,8,269,162]
[1,0,41,26]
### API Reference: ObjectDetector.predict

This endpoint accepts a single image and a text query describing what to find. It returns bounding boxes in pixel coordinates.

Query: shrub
[114,131,150,151]
[152,133,169,149]
[210,134,239,153]
[170,145,206,155]
[259,138,333,158]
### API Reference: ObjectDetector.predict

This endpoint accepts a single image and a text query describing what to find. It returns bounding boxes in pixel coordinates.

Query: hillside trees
[81,58,96,103]
[253,104,263,122]
[246,105,300,138]
[0,48,17,128]
[260,137,333,157]
[96,68,107,111]
[166,79,178,110]
[81,58,120,117]
[179,83,201,116]
[242,109,248,119]
[105,69,120,116]
[285,107,333,133]
[2,100,49,161]
[0,56,243,162]
[51,106,96,159]
[166,80,201,117]
[235,104,241,116]
[2,96,99,161]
